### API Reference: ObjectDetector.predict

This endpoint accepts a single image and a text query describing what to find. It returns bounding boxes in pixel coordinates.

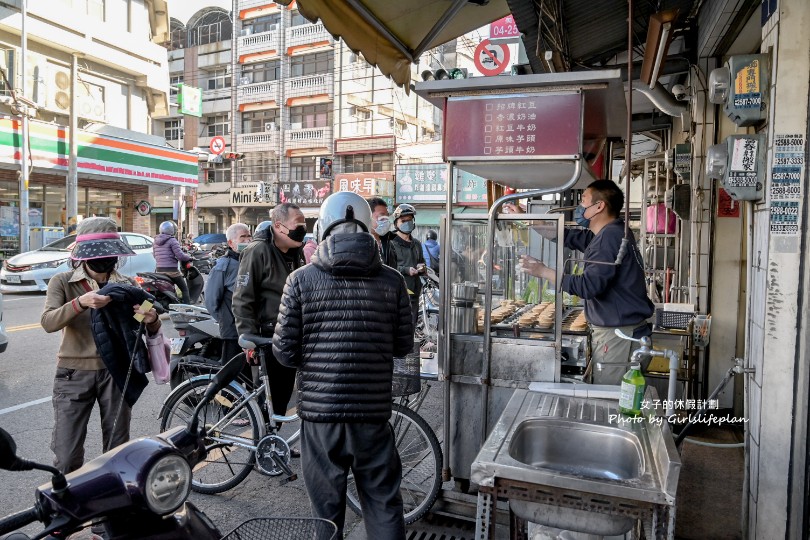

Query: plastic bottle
[618,363,646,417]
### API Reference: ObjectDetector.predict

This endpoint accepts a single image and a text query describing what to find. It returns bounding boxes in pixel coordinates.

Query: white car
[1,233,157,293]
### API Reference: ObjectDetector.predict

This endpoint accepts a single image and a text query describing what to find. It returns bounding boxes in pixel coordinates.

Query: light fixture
[640,10,679,89]
[544,51,554,73]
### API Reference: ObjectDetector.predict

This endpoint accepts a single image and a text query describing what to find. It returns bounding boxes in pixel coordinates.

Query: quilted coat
[272,232,414,423]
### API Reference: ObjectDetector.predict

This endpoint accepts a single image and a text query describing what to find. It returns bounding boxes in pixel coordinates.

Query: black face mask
[284,224,307,243]
[86,257,118,275]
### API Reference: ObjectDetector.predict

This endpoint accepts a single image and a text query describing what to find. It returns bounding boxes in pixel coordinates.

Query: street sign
[474,39,510,76]
[490,15,519,39]
[209,136,226,155]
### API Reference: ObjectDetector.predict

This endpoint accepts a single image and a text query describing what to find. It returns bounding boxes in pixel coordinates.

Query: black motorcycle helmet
[426,230,438,241]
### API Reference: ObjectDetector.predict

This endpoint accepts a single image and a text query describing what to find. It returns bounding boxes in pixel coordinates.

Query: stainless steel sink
[508,417,644,481]
[471,389,681,536]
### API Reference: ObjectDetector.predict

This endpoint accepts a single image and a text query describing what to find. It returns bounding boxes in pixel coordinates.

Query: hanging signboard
[444,92,582,161]
[333,172,395,199]
[279,180,332,206]
[178,84,203,117]
[396,164,449,204]
[489,15,519,39]
[456,170,488,205]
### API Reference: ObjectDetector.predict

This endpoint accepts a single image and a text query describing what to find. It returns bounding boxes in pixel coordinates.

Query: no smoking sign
[474,39,510,76]
[209,136,226,155]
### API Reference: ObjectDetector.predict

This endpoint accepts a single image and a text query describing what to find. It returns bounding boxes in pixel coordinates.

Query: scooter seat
[238,333,273,349]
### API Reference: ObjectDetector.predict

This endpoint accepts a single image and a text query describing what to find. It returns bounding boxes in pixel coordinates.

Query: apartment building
[0,0,197,259]
[158,2,445,235]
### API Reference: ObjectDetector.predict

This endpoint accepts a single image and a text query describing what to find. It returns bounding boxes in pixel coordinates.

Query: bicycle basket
[220,517,337,540]
[392,354,422,397]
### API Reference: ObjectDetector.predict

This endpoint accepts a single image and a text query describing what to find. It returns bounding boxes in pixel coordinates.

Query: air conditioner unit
[268,23,278,31]
[264,122,277,131]
[45,63,106,122]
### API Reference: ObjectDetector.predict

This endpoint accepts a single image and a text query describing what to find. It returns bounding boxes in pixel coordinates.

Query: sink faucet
[602,331,681,417]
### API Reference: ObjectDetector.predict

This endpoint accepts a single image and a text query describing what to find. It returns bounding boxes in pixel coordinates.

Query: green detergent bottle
[618,363,646,417]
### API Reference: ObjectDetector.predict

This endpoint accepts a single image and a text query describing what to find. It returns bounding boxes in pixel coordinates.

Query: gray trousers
[590,324,648,385]
[301,421,405,540]
[51,367,131,474]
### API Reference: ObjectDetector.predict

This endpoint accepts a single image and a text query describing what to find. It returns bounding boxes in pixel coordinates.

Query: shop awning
[276,0,510,88]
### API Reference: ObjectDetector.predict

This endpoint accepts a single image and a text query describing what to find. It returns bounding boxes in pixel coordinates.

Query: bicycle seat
[238,333,273,350]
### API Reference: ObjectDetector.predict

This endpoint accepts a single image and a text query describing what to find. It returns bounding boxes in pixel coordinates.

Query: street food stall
[414,71,681,539]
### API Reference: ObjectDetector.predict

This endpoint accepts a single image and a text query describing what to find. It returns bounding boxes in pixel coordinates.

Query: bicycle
[159,336,443,525]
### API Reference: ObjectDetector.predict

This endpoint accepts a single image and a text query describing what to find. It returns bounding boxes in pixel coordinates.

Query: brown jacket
[41,267,160,370]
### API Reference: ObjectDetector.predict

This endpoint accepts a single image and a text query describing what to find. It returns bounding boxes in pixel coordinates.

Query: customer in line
[273,191,413,539]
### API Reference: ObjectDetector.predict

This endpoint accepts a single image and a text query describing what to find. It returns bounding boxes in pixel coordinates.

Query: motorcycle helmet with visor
[315,192,373,242]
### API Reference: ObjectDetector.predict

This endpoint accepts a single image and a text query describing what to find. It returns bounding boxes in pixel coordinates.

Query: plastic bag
[646,203,677,234]
[145,330,171,384]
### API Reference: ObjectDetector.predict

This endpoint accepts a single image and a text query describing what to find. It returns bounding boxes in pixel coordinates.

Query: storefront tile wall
[121,190,151,236]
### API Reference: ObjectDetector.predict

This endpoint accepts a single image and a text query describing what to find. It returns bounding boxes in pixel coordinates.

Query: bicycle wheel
[160,377,260,494]
[346,403,442,524]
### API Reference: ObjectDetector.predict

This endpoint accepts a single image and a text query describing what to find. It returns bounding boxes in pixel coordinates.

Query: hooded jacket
[204,248,240,340]
[233,226,305,337]
[422,238,440,272]
[91,283,160,407]
[272,233,414,423]
[153,233,192,271]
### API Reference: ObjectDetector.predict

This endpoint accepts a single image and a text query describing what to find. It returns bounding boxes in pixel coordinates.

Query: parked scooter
[166,304,223,389]
[135,263,204,311]
[0,357,242,539]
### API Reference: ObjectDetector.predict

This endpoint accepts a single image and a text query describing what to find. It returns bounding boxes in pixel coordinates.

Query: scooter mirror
[0,428,20,470]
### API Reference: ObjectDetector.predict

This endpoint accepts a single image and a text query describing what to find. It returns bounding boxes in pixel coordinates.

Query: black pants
[264,348,297,417]
[301,421,404,539]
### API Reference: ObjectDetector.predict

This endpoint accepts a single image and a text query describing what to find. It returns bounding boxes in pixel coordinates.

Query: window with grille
[169,75,183,96]
[243,13,281,34]
[205,114,230,137]
[164,120,182,141]
[206,163,232,183]
[242,109,280,133]
[289,157,316,181]
[289,103,332,129]
[344,153,393,173]
[241,61,280,84]
[289,51,333,77]
[206,68,231,90]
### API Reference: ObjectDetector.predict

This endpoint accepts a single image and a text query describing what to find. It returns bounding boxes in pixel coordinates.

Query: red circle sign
[209,136,226,155]
[474,39,510,76]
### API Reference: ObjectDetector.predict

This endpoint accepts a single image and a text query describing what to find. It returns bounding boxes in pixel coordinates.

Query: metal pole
[18,0,29,252]
[624,0,633,238]
[67,54,79,228]
[441,160,453,481]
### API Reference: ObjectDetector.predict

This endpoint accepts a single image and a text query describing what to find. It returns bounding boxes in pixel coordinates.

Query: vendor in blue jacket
[518,179,654,385]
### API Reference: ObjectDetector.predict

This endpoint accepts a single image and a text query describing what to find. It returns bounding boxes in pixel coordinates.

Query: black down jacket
[91,283,157,407]
[272,232,414,423]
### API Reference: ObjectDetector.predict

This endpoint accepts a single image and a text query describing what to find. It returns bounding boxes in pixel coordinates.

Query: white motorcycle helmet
[315,191,373,242]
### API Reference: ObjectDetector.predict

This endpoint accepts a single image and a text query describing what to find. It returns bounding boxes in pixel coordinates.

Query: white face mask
[374,217,390,236]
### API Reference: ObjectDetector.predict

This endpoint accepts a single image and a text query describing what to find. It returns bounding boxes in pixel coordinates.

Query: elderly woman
[41,217,160,474]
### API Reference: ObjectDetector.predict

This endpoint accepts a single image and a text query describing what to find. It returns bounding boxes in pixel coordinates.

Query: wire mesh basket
[392,354,422,397]
[220,517,337,540]
[654,308,694,330]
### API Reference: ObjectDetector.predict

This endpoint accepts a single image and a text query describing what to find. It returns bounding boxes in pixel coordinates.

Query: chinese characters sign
[231,185,274,207]
[444,93,582,160]
[278,180,332,206]
[770,133,804,238]
[333,172,395,199]
[733,58,761,109]
[489,15,519,39]
[456,170,488,205]
[727,138,759,188]
[396,164,448,203]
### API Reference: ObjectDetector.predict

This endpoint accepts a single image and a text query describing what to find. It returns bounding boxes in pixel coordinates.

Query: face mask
[374,217,390,236]
[574,203,598,228]
[283,224,307,243]
[87,257,117,275]
[398,221,416,234]
[236,243,250,253]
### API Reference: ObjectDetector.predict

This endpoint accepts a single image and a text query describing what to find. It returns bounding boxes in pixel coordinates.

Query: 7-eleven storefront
[0,118,198,258]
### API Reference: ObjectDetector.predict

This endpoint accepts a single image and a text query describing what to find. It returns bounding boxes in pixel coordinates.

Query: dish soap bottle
[619,363,646,417]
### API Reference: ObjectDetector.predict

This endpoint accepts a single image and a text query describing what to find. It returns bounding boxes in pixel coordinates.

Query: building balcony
[286,23,334,52]
[284,73,333,104]
[237,80,280,108]
[238,0,274,11]
[284,126,333,152]
[238,29,281,57]
[237,131,281,154]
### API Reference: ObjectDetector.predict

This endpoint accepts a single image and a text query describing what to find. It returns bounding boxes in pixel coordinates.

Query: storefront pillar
[747,0,810,536]
[121,190,151,236]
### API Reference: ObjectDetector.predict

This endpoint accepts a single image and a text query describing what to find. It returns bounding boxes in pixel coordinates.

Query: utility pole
[18,0,29,252]
[67,53,79,229]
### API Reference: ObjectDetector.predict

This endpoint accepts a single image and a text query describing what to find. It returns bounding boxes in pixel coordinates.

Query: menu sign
[444,93,582,161]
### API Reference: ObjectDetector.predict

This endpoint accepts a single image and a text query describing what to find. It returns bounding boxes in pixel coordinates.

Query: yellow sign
[735,59,760,95]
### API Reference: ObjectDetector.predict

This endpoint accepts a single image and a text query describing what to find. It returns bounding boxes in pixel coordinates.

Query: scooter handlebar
[0,506,39,536]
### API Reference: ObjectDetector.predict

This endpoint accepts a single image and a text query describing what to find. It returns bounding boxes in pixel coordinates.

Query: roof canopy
[277,0,510,87]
